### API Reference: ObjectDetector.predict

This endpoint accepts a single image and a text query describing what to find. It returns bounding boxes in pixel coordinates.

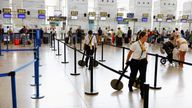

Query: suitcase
[116,37,122,46]
[124,37,129,43]
[14,39,20,45]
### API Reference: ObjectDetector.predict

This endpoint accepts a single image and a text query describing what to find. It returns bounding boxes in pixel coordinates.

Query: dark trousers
[129,58,148,94]
[85,47,95,67]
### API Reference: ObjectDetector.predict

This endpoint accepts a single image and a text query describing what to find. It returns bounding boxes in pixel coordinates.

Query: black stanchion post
[52,38,57,51]
[9,71,17,108]
[61,42,69,64]
[85,55,99,95]
[150,54,162,89]
[80,38,82,50]
[50,33,53,48]
[144,84,149,108]
[6,36,8,51]
[56,39,62,56]
[70,46,80,75]
[122,47,125,71]
[0,36,3,56]
[99,38,106,62]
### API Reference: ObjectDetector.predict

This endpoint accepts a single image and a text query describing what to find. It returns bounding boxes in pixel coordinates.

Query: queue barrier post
[31,47,44,99]
[143,84,149,108]
[9,71,17,108]
[0,36,3,56]
[61,41,69,64]
[56,39,62,56]
[99,39,106,62]
[84,55,99,95]
[150,54,162,90]
[52,38,57,51]
[70,46,80,76]
[122,47,125,71]
[6,36,9,51]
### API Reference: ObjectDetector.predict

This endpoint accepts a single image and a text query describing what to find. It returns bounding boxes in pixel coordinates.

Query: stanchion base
[52,49,57,51]
[149,86,162,90]
[31,95,44,99]
[99,60,106,62]
[85,90,99,95]
[61,61,69,64]
[56,54,62,56]
[30,84,42,86]
[70,73,80,76]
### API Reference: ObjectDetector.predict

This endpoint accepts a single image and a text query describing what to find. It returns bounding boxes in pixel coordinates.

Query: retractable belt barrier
[0,29,43,108]
[56,40,149,108]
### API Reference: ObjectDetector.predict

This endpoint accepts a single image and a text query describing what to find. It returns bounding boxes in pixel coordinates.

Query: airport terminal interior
[1,0,192,108]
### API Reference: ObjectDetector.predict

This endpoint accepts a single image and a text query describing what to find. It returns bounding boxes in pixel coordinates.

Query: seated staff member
[126,31,149,98]
[84,30,97,68]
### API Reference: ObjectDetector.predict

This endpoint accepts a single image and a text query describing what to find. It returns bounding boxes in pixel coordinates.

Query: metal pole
[99,40,105,62]
[31,47,44,99]
[122,47,125,71]
[0,35,3,56]
[150,54,161,89]
[6,36,8,51]
[144,84,149,108]
[85,55,99,95]
[52,38,57,51]
[71,46,80,75]
[10,72,17,108]
[61,42,69,64]
[56,39,62,56]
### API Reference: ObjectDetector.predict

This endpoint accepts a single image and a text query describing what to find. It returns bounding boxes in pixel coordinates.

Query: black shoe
[140,93,144,99]
[128,86,133,92]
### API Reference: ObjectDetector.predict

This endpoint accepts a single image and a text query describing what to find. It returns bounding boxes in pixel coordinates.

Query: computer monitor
[89,16,95,20]
[38,15,45,19]
[18,14,26,19]
[100,17,106,20]
[142,18,148,22]
[116,17,123,21]
[127,13,134,18]
[3,14,11,18]
[181,19,187,23]
[71,16,78,20]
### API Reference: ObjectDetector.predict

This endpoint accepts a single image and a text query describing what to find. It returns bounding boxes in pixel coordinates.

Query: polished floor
[0,42,192,108]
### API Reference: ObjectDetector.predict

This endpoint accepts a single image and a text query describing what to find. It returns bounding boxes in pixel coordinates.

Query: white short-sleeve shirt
[130,41,149,60]
[84,35,97,46]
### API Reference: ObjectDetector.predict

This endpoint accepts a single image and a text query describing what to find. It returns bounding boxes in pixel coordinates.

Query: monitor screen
[156,18,162,22]
[127,13,134,18]
[3,14,11,18]
[18,14,26,19]
[142,18,148,22]
[71,16,78,20]
[100,17,106,20]
[166,19,172,22]
[116,17,123,21]
[89,16,95,20]
[181,19,187,23]
[38,15,45,19]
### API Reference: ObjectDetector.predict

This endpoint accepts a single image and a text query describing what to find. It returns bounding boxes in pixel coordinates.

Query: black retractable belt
[110,64,129,91]
[78,51,86,67]
[93,48,99,67]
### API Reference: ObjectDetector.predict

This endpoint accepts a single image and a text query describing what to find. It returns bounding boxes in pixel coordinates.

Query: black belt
[132,58,147,61]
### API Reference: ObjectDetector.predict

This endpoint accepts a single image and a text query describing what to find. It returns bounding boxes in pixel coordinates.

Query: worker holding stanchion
[84,30,97,70]
[125,31,149,99]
